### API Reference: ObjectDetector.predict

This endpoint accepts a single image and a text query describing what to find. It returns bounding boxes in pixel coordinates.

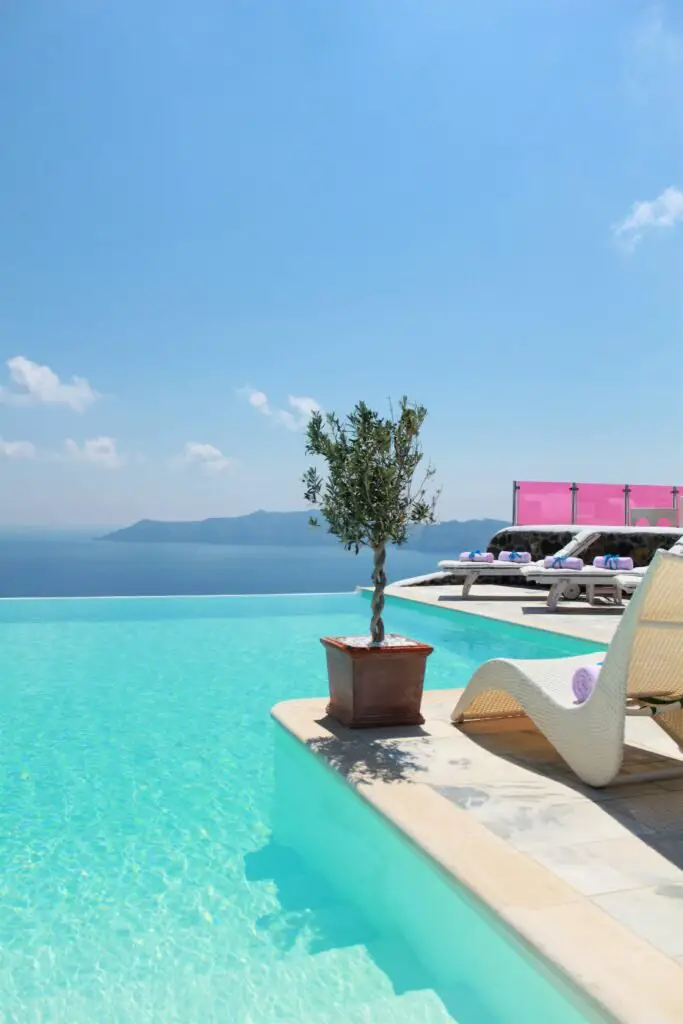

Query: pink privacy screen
[515,481,573,525]
[515,481,681,526]
[628,485,679,525]
[574,483,625,526]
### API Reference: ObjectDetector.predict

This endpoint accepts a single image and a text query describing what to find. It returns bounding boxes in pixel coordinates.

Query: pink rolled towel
[459,550,495,563]
[543,556,584,570]
[499,550,532,564]
[572,664,601,703]
[593,555,634,571]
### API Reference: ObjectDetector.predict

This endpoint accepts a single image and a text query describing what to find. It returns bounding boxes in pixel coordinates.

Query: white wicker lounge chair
[451,550,683,787]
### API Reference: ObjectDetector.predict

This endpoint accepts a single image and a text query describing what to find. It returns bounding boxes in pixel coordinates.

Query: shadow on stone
[460,723,683,869]
[308,724,426,785]
[521,604,624,617]
[315,714,430,742]
[438,593,547,604]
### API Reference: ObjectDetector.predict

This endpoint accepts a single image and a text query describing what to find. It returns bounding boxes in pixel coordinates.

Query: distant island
[100,511,508,553]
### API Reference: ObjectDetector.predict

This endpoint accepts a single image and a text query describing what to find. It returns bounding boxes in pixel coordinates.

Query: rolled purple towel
[459,550,495,563]
[499,550,532,564]
[543,556,584,570]
[593,555,634,571]
[571,664,601,703]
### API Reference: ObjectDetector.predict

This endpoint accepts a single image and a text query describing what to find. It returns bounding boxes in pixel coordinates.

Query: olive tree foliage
[303,397,438,644]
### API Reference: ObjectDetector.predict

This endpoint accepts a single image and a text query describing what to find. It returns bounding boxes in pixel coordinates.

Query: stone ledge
[272,694,683,1024]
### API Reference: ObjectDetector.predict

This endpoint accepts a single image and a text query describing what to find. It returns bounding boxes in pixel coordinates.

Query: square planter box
[321,634,434,728]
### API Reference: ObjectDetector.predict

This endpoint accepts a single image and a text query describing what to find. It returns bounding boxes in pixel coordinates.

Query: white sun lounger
[522,534,683,610]
[615,537,683,597]
[615,570,646,597]
[438,531,595,598]
[451,549,683,787]
[520,564,628,611]
[437,560,541,598]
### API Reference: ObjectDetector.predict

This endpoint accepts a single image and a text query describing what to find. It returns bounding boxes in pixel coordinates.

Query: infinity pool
[0,594,604,1022]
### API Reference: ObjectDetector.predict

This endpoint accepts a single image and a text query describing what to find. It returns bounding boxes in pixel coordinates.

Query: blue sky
[1,1,682,526]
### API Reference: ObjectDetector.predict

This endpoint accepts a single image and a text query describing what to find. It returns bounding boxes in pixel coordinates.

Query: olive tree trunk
[370,543,387,644]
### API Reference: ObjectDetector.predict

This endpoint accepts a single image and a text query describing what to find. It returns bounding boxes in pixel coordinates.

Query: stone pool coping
[272,695,683,1024]
[361,582,620,646]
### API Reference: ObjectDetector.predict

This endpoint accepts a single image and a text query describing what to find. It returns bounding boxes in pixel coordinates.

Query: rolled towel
[593,555,634,571]
[499,550,532,564]
[459,550,495,563]
[543,556,584,570]
[571,663,602,703]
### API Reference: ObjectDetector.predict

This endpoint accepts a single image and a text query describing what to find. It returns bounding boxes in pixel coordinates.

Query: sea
[0,530,442,598]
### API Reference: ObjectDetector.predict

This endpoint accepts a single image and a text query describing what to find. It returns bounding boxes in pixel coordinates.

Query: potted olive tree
[303,397,438,728]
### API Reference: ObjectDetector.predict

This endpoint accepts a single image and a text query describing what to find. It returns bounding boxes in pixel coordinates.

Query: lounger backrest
[556,530,597,558]
[598,551,683,705]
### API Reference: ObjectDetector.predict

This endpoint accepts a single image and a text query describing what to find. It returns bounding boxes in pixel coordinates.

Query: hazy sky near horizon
[1,1,682,526]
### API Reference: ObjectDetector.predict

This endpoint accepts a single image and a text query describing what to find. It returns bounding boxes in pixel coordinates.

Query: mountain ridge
[100,511,509,552]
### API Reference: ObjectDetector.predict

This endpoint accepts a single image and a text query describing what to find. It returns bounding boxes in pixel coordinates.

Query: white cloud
[181,442,234,474]
[0,438,36,459]
[613,186,683,250]
[63,437,124,468]
[244,389,271,413]
[239,387,321,431]
[0,356,99,411]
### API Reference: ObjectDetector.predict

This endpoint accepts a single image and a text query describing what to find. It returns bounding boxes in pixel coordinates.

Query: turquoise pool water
[0,594,605,1022]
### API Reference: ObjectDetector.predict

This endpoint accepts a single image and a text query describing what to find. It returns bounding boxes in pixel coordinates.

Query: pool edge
[357,586,608,649]
[272,695,683,1024]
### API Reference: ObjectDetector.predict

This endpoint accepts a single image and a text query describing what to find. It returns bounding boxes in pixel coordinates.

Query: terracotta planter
[320,634,434,728]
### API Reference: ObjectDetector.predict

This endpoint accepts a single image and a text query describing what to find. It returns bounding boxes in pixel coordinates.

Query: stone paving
[385,580,621,645]
[422,692,683,963]
[275,690,683,1022]
[275,581,683,1022]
